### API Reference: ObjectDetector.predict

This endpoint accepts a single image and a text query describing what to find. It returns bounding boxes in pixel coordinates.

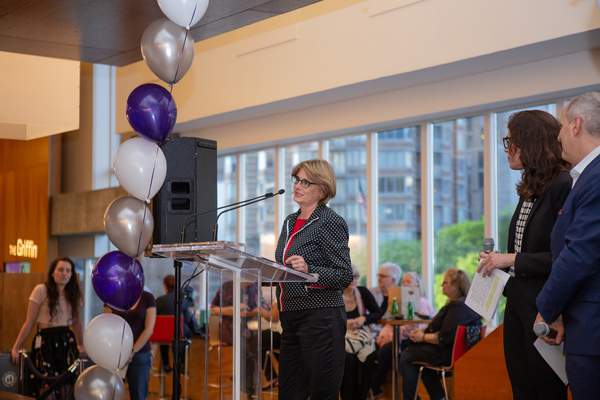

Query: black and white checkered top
[275,204,353,312]
[514,199,535,253]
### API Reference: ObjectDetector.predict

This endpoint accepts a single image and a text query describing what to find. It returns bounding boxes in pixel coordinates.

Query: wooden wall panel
[0,273,45,352]
[0,137,49,274]
[454,324,572,399]
[454,324,513,399]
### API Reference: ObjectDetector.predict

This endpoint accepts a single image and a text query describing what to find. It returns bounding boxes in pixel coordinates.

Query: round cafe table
[379,318,432,400]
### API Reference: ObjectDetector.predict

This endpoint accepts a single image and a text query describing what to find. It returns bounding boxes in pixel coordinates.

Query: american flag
[358,181,367,209]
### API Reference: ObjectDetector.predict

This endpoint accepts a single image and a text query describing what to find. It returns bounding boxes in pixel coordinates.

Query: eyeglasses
[377,274,392,279]
[353,274,360,279]
[292,175,317,188]
[502,136,511,149]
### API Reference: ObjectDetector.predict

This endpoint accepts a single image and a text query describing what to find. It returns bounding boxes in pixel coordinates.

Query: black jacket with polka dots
[275,204,353,312]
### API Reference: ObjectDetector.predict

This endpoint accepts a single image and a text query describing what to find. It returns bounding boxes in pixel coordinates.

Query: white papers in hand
[465,266,510,321]
[534,338,568,385]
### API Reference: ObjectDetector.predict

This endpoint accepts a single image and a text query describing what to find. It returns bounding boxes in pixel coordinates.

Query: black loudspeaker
[152,137,217,245]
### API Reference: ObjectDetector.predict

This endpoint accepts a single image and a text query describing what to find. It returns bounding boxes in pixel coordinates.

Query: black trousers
[341,351,377,400]
[503,294,567,400]
[279,306,347,400]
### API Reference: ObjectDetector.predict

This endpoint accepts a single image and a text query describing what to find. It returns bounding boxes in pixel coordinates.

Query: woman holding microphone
[478,110,571,400]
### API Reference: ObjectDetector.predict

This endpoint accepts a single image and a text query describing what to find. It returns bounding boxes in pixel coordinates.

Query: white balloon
[158,0,209,29]
[113,137,167,202]
[84,314,134,371]
[74,366,126,400]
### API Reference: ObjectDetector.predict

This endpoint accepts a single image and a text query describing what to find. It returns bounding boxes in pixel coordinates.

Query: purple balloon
[126,83,177,142]
[92,251,145,311]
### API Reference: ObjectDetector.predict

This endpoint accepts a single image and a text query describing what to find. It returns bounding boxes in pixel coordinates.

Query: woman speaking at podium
[275,159,353,400]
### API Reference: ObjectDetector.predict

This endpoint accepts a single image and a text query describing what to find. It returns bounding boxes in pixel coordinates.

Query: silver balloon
[103,196,154,258]
[141,18,195,84]
[74,365,126,400]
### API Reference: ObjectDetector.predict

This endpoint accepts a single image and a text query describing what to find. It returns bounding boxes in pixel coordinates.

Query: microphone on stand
[483,237,495,254]
[179,190,285,243]
[212,189,285,241]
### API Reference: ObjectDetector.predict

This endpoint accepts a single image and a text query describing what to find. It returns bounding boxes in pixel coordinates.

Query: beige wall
[0,51,80,140]
[61,63,95,194]
[115,0,600,151]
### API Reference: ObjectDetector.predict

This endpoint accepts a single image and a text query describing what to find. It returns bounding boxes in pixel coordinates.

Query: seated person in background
[256,295,282,390]
[369,262,403,327]
[155,275,198,372]
[341,265,382,400]
[400,268,481,400]
[210,280,259,395]
[370,271,436,399]
[181,285,202,335]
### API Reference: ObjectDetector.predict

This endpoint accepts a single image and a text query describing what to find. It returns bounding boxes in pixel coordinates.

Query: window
[281,142,319,219]
[214,98,568,310]
[241,150,276,257]
[327,134,368,275]
[376,126,422,276]
[494,104,556,253]
[431,116,485,309]
[216,155,237,243]
[492,103,556,321]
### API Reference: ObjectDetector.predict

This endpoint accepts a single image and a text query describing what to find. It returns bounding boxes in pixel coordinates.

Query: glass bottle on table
[390,297,398,318]
[407,300,413,320]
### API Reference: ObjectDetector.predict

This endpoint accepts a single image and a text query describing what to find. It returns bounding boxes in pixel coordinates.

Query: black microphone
[179,190,284,243]
[211,189,285,241]
[483,237,495,254]
[533,322,558,339]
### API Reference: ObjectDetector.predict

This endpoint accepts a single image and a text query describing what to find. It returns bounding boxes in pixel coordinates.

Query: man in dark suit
[536,92,600,400]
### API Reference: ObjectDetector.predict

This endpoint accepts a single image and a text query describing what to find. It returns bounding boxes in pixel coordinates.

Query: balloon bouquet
[74,1,209,399]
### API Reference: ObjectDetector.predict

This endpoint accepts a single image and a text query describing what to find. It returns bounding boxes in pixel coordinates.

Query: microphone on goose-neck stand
[179,189,285,243]
[211,189,285,241]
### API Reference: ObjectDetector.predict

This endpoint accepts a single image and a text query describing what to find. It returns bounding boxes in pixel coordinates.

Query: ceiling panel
[0,0,321,66]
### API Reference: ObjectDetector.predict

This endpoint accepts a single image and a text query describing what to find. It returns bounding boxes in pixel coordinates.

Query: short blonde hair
[445,268,471,299]
[291,159,337,204]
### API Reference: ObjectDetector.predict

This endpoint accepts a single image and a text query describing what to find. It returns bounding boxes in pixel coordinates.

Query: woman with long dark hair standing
[478,110,571,400]
[11,257,85,400]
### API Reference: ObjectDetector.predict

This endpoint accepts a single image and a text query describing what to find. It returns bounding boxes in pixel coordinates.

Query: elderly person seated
[341,265,382,400]
[400,268,481,400]
[369,262,402,325]
[370,272,435,399]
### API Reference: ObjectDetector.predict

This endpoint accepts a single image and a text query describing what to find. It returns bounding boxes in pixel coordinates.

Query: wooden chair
[149,315,188,400]
[412,325,486,400]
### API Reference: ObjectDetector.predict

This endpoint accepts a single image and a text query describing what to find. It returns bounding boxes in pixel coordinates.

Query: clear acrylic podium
[152,241,317,400]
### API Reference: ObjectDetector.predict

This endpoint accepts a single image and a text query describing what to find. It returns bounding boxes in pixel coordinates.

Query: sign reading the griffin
[8,239,38,259]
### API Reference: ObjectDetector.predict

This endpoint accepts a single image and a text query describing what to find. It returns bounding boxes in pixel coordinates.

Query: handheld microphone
[533,322,558,339]
[211,189,285,241]
[483,237,495,254]
[179,190,284,243]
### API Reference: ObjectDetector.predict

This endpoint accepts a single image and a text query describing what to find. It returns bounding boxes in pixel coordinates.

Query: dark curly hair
[45,257,82,323]
[507,110,571,201]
